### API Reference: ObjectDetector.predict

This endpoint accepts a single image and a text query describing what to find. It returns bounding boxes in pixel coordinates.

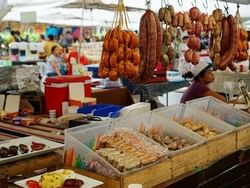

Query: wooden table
[0,120,64,143]
[0,152,62,187]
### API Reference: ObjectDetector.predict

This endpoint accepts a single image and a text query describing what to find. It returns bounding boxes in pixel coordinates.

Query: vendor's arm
[204,90,226,102]
[50,60,62,76]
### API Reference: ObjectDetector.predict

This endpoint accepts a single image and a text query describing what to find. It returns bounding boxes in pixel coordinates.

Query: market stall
[0,0,250,187]
[61,98,249,188]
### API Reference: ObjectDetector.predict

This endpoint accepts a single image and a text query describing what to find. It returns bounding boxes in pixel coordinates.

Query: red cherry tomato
[26,180,41,188]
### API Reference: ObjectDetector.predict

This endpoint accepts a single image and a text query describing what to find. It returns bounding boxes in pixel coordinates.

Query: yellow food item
[39,170,75,188]
[61,170,76,179]
[39,172,64,188]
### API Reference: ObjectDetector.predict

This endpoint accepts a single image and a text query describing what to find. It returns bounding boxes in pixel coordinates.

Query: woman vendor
[46,45,66,76]
[180,61,226,103]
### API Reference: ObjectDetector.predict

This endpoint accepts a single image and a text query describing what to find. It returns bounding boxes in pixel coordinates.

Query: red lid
[45,75,91,83]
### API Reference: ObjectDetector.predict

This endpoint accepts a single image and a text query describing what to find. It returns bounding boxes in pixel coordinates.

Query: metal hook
[178,0,183,7]
[191,0,197,7]
[163,0,168,6]
[203,0,208,9]
[146,0,151,9]
[215,0,219,9]
[224,1,229,15]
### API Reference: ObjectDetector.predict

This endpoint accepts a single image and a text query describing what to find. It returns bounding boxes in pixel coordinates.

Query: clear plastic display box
[112,111,205,156]
[64,122,119,177]
[64,120,169,178]
[153,104,236,141]
[153,104,237,165]
[152,104,185,122]
[186,96,250,127]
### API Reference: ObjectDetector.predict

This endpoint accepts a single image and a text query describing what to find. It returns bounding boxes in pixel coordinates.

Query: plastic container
[64,120,168,177]
[153,104,185,122]
[85,64,99,78]
[154,105,235,141]
[64,127,119,178]
[77,104,123,118]
[113,112,204,156]
[44,75,91,116]
[186,96,250,127]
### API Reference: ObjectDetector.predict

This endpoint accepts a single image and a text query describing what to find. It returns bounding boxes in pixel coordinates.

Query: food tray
[154,105,237,177]
[153,104,185,122]
[113,112,205,156]
[186,97,250,149]
[0,136,64,165]
[154,105,235,140]
[64,122,168,177]
[14,169,103,188]
[153,106,237,168]
[186,96,250,127]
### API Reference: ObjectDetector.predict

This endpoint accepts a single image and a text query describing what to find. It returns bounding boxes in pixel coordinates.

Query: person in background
[180,61,225,103]
[58,34,67,48]
[15,31,22,42]
[66,44,89,75]
[65,31,73,47]
[44,34,61,57]
[179,36,189,55]
[46,45,66,77]
[9,31,16,43]
[39,34,46,44]
[66,44,78,75]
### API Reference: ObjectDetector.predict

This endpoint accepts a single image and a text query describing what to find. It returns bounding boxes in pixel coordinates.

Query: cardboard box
[91,87,134,106]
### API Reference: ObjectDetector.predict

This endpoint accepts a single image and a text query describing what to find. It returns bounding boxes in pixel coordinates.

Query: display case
[186,96,250,149]
[113,112,204,156]
[154,104,237,177]
[186,96,250,127]
[64,121,169,177]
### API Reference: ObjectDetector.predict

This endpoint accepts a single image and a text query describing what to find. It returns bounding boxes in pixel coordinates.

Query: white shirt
[46,55,62,74]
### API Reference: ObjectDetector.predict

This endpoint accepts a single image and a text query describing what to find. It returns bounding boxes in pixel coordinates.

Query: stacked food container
[186,96,250,149]
[64,97,248,188]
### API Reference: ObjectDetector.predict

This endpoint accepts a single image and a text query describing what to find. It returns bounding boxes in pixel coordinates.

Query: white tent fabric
[3,0,250,29]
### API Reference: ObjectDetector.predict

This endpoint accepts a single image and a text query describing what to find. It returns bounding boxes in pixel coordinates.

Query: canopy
[3,0,250,29]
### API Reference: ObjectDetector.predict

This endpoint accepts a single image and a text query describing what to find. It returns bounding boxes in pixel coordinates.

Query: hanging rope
[191,0,197,7]
[202,0,208,9]
[177,0,183,7]
[163,0,169,6]
[146,0,151,10]
[215,0,220,9]
[224,1,229,15]
[112,0,131,30]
